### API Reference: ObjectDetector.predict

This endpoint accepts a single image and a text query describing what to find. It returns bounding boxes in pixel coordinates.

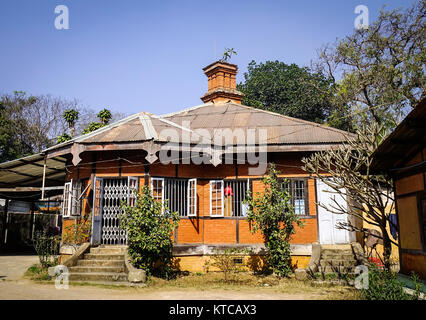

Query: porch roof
[0,153,67,199]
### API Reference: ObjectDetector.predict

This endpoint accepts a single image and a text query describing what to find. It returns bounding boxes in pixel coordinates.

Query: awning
[0,153,67,199]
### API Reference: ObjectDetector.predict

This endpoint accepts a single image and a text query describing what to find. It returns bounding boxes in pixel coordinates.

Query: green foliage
[25,264,52,281]
[82,122,105,134]
[204,247,249,282]
[120,186,180,278]
[33,231,60,268]
[62,109,79,127]
[0,91,44,161]
[56,133,72,143]
[316,1,425,130]
[244,164,304,277]
[360,264,421,300]
[97,108,112,125]
[220,48,237,62]
[237,60,335,125]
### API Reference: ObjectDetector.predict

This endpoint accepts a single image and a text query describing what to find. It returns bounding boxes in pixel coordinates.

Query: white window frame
[62,180,72,218]
[151,177,165,212]
[187,178,197,217]
[127,176,139,207]
[210,180,224,217]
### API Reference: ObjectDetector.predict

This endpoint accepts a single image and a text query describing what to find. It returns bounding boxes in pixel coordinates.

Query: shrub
[244,164,304,277]
[33,231,60,268]
[120,186,179,278]
[360,264,421,300]
[204,247,249,282]
[61,216,91,249]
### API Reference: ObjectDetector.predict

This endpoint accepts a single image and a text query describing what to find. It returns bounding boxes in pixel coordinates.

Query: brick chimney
[200,61,244,104]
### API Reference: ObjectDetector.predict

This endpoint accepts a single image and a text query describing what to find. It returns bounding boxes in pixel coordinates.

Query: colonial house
[41,60,355,271]
[371,98,426,280]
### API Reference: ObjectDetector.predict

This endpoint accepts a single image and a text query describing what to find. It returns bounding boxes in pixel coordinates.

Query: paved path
[0,255,38,281]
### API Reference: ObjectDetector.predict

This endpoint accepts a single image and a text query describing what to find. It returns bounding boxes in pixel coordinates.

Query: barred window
[280,178,308,215]
[151,177,197,217]
[210,179,249,217]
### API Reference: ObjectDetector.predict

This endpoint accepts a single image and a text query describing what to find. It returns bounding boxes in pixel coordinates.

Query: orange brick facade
[62,150,319,247]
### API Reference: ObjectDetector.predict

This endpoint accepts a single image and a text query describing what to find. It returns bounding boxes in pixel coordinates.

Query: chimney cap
[202,60,238,73]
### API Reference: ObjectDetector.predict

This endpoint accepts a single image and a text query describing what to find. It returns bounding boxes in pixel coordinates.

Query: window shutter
[210,180,224,217]
[71,180,82,216]
[62,181,72,218]
[151,177,165,212]
[127,176,139,207]
[187,178,197,217]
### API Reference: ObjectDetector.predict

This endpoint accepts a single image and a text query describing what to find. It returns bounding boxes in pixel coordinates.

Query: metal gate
[101,178,128,245]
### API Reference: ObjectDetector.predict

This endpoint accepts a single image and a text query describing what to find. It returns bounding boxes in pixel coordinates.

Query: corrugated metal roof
[0,153,67,188]
[41,101,352,153]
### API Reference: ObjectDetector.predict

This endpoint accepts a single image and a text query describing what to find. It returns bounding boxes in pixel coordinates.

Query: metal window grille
[223,179,249,217]
[164,178,189,217]
[279,178,308,215]
[101,178,128,245]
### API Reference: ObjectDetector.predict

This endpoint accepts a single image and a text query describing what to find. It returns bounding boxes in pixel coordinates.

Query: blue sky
[0,0,416,116]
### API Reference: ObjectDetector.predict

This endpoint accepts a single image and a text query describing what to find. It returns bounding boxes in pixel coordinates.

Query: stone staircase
[69,245,128,284]
[318,244,359,275]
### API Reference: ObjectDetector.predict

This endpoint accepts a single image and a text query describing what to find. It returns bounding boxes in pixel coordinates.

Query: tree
[62,109,79,137]
[302,121,396,270]
[244,164,304,277]
[120,186,180,278]
[82,108,114,135]
[237,60,335,124]
[314,1,425,131]
[97,108,112,125]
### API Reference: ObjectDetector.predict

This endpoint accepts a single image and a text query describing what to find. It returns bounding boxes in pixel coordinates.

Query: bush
[244,164,304,277]
[62,216,91,248]
[204,248,249,282]
[360,264,421,300]
[33,231,60,268]
[120,186,179,278]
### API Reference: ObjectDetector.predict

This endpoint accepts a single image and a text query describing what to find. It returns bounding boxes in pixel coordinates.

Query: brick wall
[63,151,319,246]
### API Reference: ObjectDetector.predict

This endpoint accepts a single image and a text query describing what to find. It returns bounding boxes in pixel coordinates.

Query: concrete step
[319,259,357,267]
[69,272,128,282]
[70,266,125,273]
[321,249,353,256]
[90,247,127,254]
[321,253,355,261]
[77,259,124,267]
[318,266,356,273]
[84,253,124,260]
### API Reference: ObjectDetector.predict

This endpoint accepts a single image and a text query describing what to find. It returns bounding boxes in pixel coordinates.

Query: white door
[317,179,349,244]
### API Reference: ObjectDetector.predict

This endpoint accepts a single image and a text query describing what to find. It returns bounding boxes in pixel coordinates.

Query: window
[280,178,308,215]
[164,178,188,216]
[151,177,164,205]
[151,177,197,217]
[210,180,224,217]
[188,179,197,217]
[210,179,249,217]
[62,181,72,217]
[62,180,83,218]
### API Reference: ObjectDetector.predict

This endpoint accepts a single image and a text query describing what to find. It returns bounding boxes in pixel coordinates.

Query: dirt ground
[0,279,335,300]
[0,254,356,300]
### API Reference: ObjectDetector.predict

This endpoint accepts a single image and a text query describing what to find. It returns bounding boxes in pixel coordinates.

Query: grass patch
[24,264,52,282]
[142,272,360,299]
